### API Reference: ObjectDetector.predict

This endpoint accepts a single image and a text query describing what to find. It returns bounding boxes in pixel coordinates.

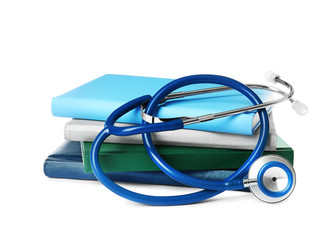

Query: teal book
[82,136,293,173]
[52,74,272,135]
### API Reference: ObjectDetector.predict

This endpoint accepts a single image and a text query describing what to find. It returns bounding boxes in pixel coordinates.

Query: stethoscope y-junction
[90,71,307,205]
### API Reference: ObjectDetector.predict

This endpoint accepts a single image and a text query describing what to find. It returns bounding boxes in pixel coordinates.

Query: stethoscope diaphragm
[246,155,296,203]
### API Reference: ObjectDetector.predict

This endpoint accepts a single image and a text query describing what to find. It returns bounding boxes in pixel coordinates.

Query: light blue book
[52,74,271,135]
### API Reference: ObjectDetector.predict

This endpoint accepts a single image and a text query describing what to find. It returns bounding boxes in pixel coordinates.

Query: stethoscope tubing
[90,74,269,205]
[142,74,269,190]
[90,98,222,205]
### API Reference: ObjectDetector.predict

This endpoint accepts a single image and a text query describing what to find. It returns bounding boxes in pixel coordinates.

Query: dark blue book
[44,141,249,190]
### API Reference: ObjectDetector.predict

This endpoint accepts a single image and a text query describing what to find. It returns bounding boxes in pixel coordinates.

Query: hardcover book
[52,74,272,135]
[64,113,277,151]
[82,136,293,173]
[44,141,243,188]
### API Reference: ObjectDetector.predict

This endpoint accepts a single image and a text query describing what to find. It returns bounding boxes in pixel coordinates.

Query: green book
[82,136,293,173]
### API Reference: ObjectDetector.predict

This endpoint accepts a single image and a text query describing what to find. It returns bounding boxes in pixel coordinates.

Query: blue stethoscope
[90,72,307,205]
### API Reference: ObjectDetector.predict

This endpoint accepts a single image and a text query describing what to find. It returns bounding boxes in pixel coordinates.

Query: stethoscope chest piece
[246,155,296,203]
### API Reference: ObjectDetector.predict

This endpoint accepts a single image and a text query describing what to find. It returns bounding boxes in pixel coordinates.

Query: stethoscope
[90,71,307,205]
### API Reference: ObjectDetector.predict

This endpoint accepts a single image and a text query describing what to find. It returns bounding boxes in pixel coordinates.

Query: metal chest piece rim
[247,155,296,203]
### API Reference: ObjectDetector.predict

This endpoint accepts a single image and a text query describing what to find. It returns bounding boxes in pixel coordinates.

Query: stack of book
[44,74,294,188]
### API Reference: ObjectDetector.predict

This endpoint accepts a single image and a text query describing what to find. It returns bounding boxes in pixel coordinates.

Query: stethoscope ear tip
[247,155,296,203]
[265,71,280,83]
[291,100,308,115]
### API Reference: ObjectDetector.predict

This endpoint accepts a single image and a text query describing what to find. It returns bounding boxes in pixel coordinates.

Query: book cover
[82,136,293,173]
[52,74,272,135]
[44,141,245,188]
[64,113,277,151]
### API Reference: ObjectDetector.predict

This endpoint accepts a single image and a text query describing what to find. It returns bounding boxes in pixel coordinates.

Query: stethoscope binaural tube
[90,74,270,205]
[141,71,308,125]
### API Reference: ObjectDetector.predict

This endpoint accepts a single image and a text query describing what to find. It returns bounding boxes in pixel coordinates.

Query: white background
[1,0,335,239]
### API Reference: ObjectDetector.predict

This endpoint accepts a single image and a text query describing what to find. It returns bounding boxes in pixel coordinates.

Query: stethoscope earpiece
[245,155,296,203]
[291,100,308,115]
[265,71,308,116]
[265,71,280,83]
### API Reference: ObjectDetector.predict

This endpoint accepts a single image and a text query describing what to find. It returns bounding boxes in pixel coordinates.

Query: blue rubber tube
[143,74,269,190]
[104,95,184,136]
[90,74,269,205]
